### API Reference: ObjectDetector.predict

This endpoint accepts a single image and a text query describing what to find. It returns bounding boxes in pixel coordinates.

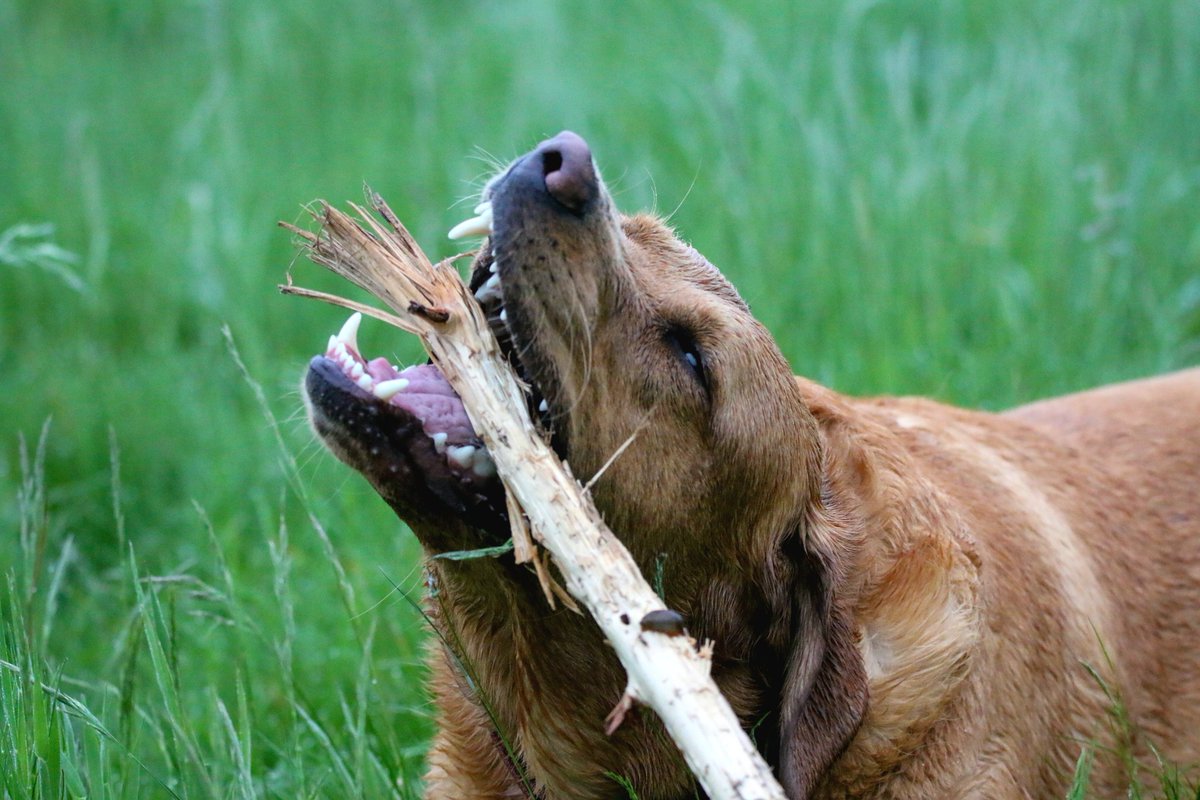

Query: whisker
[584,413,652,493]
[663,166,701,225]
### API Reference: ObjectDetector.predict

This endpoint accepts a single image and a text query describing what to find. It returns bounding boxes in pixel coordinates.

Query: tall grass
[3,396,431,797]
[1,0,1197,796]
[1067,655,1200,799]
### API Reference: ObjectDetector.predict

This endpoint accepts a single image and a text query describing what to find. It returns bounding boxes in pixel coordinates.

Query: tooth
[448,203,494,240]
[326,335,338,353]
[499,309,507,323]
[373,378,409,400]
[350,362,365,379]
[446,445,476,469]
[474,273,502,303]
[355,374,373,390]
[337,312,362,353]
[334,341,349,360]
[538,399,549,413]
[472,449,496,478]
[488,261,498,274]
[474,200,491,215]
[431,432,448,454]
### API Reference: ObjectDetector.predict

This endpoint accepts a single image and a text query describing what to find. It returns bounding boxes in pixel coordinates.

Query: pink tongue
[366,357,399,382]
[389,363,477,444]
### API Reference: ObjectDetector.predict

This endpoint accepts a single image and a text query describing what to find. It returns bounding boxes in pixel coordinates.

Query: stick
[280,191,788,800]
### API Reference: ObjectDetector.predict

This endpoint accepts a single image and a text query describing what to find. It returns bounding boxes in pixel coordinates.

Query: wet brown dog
[305,132,1200,799]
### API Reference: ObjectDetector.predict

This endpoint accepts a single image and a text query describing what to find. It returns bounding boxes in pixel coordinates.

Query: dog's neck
[800,380,983,795]
[425,549,711,798]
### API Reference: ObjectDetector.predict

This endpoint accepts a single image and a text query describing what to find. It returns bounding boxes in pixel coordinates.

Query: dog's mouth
[304,204,556,538]
[306,130,606,546]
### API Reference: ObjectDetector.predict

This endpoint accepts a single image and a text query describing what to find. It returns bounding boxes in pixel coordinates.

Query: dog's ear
[776,526,868,798]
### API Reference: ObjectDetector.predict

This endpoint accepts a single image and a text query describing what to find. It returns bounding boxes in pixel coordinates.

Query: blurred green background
[1,0,1197,796]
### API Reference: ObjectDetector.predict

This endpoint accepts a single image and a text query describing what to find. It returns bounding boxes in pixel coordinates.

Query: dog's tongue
[389,363,477,443]
[362,360,478,445]
[323,313,494,477]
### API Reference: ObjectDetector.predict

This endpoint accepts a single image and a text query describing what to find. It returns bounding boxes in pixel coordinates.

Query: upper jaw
[452,135,620,461]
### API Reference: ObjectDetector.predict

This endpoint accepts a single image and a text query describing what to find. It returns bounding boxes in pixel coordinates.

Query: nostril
[542,149,564,177]
[536,130,597,213]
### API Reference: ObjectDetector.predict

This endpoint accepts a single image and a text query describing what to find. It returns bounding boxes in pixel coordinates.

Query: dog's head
[305,132,867,797]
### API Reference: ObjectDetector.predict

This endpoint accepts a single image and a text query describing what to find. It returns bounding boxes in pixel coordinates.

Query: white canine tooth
[474,273,503,303]
[446,445,476,469]
[488,261,497,274]
[472,449,496,478]
[447,203,494,240]
[538,399,549,413]
[372,378,410,400]
[326,334,338,353]
[336,312,362,353]
[499,309,507,322]
[474,200,492,215]
[355,374,373,390]
[431,432,448,454]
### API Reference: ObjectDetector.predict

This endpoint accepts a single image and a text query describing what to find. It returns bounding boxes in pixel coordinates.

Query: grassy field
[1,0,1197,796]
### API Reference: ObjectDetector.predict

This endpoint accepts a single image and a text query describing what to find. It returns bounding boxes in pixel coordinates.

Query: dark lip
[307,354,369,400]
[305,355,387,429]
[468,228,570,462]
[305,354,512,538]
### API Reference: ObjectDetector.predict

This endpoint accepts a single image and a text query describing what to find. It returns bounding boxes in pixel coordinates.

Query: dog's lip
[464,218,560,447]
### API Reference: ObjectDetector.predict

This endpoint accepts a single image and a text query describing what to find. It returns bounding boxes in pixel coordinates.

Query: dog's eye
[664,325,708,392]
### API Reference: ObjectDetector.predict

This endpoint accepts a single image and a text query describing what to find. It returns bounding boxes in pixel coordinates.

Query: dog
[304,131,1200,799]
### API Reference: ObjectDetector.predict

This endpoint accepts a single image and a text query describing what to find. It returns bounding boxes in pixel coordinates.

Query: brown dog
[304,131,1200,799]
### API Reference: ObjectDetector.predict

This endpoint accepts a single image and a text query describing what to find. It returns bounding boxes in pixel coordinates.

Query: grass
[0,0,1197,796]
[1067,654,1200,799]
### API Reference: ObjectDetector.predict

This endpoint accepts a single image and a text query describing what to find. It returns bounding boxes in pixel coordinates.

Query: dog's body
[305,132,1200,798]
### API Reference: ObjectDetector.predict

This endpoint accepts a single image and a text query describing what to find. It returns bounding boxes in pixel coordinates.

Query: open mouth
[305,197,556,530]
[313,311,499,478]
[306,130,604,539]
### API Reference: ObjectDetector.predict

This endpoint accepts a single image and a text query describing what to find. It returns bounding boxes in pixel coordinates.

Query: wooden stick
[280,192,788,800]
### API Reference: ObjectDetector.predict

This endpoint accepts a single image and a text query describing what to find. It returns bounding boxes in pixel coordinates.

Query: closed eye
[664,324,709,395]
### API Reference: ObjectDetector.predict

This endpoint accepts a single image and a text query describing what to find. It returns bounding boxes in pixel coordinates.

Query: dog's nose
[536,131,597,212]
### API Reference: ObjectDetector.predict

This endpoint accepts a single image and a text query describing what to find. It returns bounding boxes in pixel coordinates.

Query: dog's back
[796,370,1200,796]
[1007,368,1200,765]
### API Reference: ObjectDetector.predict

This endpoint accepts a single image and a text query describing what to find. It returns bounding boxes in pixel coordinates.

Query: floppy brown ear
[776,533,868,798]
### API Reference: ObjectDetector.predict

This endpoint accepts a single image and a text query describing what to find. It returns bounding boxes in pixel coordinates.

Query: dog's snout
[537,130,597,212]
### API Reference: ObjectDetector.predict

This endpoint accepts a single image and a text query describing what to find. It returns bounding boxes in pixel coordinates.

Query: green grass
[0,0,1197,796]
[1067,654,1200,799]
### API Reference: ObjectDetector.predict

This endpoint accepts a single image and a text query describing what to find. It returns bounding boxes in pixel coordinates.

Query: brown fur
[309,143,1200,798]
